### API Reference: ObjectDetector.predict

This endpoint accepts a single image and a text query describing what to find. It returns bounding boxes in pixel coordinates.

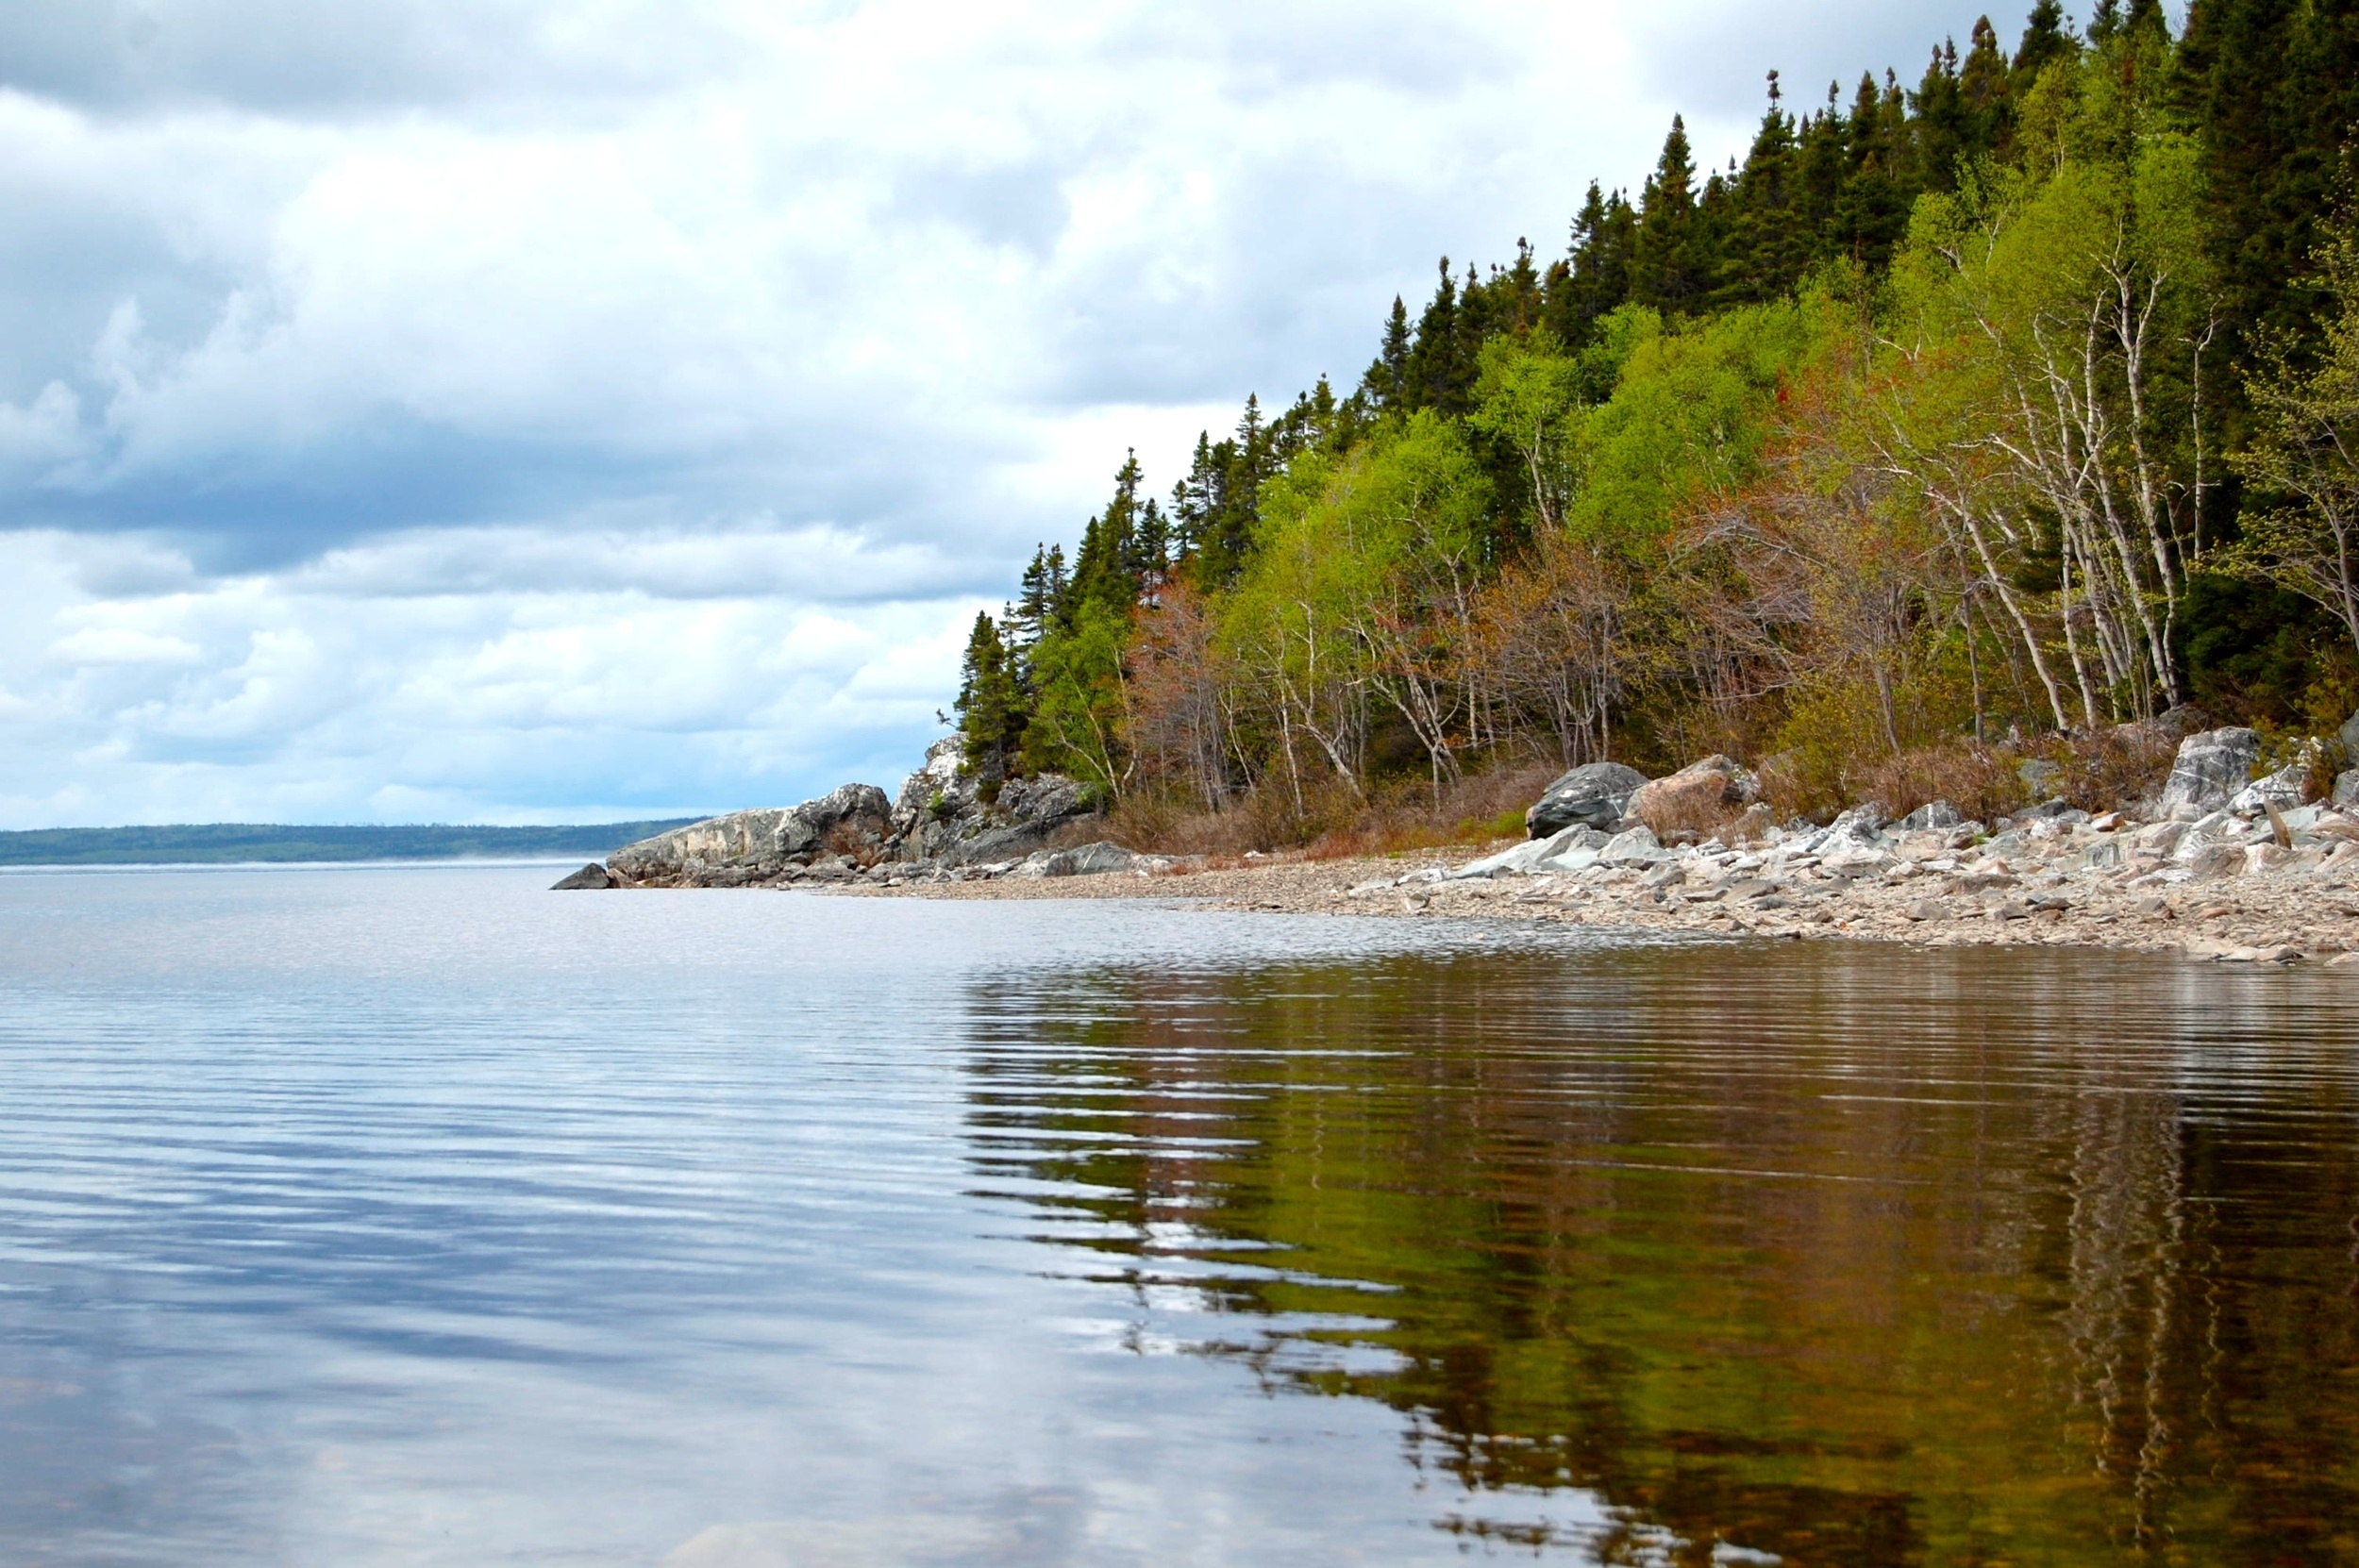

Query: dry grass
[1101,763,1561,859]
[1765,726,2182,826]
[1083,725,2185,863]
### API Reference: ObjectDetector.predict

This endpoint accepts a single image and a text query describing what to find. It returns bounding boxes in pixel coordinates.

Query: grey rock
[1822,803,1888,847]
[2339,708,2359,761]
[2079,838,2128,871]
[2186,843,2247,880]
[550,862,612,890]
[1526,761,1649,837]
[2230,755,2317,815]
[2016,759,2066,797]
[2334,768,2359,809]
[884,739,1098,866]
[1452,824,1602,878]
[1008,840,1155,879]
[2017,797,2083,823]
[1899,800,1961,831]
[608,784,894,886]
[2158,726,2261,816]
[1598,826,1669,866]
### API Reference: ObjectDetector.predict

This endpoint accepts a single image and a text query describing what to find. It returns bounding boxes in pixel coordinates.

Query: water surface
[1,865,2353,1564]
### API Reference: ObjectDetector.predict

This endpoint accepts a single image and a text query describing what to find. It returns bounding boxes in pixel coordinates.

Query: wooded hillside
[958,0,2359,839]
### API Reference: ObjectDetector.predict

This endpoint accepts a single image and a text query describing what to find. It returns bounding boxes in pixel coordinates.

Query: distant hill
[0,820,708,867]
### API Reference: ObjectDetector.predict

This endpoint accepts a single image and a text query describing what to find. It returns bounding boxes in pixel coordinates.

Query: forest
[956,0,2359,847]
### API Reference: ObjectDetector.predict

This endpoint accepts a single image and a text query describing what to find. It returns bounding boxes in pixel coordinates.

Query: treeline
[958,0,2359,827]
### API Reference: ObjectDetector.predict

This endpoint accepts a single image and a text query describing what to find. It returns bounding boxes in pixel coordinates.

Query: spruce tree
[1632,117,1705,311]
[954,611,1020,791]
[1723,74,1803,304]
[1363,297,1411,408]
[2013,0,2072,91]
[1546,182,1635,343]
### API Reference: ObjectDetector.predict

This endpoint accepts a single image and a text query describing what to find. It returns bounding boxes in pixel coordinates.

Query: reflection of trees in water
[962,949,2359,1564]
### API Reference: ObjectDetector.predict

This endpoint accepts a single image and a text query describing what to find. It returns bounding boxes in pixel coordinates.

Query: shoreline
[833,839,2359,967]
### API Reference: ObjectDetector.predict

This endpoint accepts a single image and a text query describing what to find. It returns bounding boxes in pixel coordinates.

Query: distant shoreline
[0,858,599,874]
[0,820,705,868]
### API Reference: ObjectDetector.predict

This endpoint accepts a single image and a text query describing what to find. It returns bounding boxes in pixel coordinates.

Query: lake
[1,864,2353,1564]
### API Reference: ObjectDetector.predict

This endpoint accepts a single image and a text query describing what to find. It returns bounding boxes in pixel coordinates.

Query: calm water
[1,866,2355,1565]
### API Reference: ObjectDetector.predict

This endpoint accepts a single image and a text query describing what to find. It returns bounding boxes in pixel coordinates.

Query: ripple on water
[0,864,2354,1564]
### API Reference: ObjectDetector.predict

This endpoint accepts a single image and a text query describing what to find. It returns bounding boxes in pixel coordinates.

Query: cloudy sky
[0,0,1994,827]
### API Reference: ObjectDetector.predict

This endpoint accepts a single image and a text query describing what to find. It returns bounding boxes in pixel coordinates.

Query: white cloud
[0,0,1978,824]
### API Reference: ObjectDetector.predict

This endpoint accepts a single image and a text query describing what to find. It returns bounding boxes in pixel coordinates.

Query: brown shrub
[821,819,885,868]
[1102,761,1561,859]
[1631,759,1754,841]
[1850,742,2028,825]
[2046,726,2179,813]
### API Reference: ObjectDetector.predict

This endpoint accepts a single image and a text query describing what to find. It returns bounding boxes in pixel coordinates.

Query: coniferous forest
[958,1,2359,843]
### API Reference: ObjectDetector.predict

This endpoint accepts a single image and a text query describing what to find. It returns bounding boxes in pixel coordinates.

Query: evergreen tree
[2013,0,2072,91]
[1402,259,1479,413]
[1547,182,1636,343]
[1363,297,1412,408]
[954,611,1021,791]
[1631,117,1707,311]
[1007,542,1067,678]
[1068,450,1150,620]
[1721,74,1804,304]
[2179,0,2359,346]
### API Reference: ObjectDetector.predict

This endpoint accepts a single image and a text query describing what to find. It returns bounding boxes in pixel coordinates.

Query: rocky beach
[554,720,2359,968]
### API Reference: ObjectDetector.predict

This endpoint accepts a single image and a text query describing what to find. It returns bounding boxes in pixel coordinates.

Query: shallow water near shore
[2,864,2354,1565]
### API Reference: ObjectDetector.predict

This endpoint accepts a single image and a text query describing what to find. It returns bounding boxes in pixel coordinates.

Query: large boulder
[550,862,612,890]
[2230,748,2319,815]
[1450,824,1596,879]
[1597,825,1672,866]
[1629,755,1757,837]
[1526,760,1649,838]
[886,745,1096,866]
[607,784,893,887]
[2157,727,2261,817]
[1898,799,1961,831]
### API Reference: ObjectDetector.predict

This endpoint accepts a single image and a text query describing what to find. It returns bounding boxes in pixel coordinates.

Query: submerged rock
[550,862,612,890]
[1526,761,1648,837]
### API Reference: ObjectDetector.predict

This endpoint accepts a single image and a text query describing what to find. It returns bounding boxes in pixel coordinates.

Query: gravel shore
[844,812,2359,967]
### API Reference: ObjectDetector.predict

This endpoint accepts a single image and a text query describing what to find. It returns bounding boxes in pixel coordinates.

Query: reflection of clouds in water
[664,1489,1084,1568]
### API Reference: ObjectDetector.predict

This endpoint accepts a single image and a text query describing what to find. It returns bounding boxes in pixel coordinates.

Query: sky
[0,0,1999,826]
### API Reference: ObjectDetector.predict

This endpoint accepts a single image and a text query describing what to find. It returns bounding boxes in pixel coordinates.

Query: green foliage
[954,611,1022,793]
[2178,573,2339,727]
[1022,599,1132,792]
[955,5,2359,824]
[1568,300,1820,549]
